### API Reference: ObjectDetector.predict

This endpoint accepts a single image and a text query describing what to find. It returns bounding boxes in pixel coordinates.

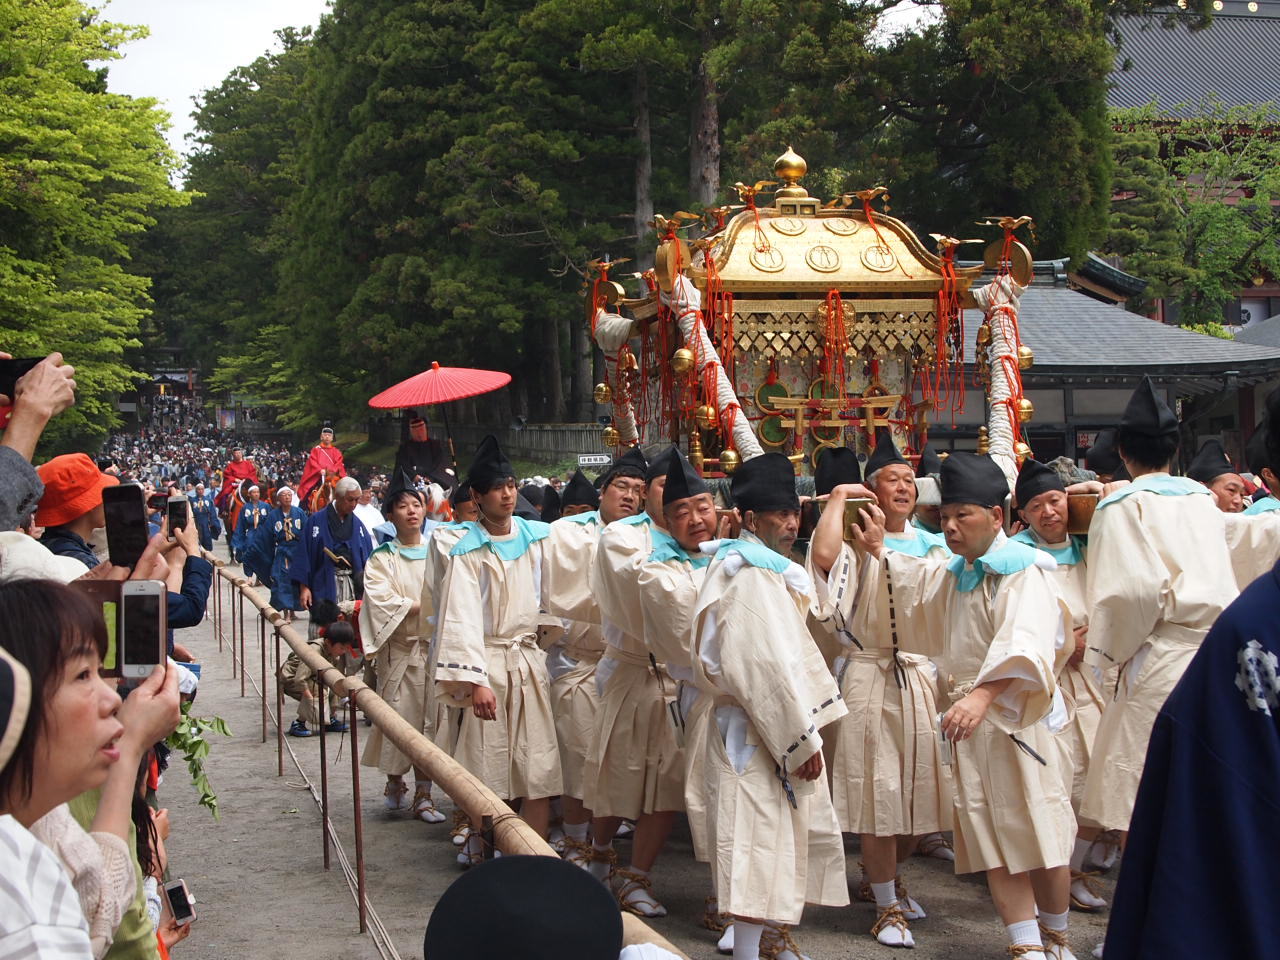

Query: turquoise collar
[711,536,791,573]
[884,527,949,558]
[1098,473,1210,509]
[1010,529,1083,566]
[450,517,550,560]
[647,525,710,568]
[618,512,652,527]
[1243,495,1279,515]
[946,538,1042,593]
[372,538,429,561]
[563,509,601,526]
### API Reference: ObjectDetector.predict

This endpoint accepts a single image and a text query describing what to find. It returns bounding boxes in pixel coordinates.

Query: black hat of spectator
[467,435,515,489]
[662,449,709,507]
[424,856,622,960]
[540,486,561,523]
[1120,376,1179,438]
[731,452,798,513]
[916,445,942,478]
[1014,459,1065,509]
[940,452,1008,508]
[599,446,648,491]
[814,446,860,496]
[561,470,600,510]
[865,427,910,479]
[1187,439,1235,484]
[645,445,679,484]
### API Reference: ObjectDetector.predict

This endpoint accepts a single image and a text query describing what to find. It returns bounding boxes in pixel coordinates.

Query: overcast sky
[102,0,331,159]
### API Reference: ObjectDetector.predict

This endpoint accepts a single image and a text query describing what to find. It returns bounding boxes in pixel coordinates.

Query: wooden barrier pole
[260,613,268,744]
[238,589,246,698]
[275,628,284,777]
[349,695,367,934]
[318,672,330,870]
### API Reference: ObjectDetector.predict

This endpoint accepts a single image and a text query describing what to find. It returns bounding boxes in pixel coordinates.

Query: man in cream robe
[585,448,712,918]
[807,437,951,949]
[1011,459,1110,912]
[358,474,448,823]
[541,449,646,861]
[1080,380,1238,841]
[432,436,562,861]
[856,452,1077,960]
[692,452,849,960]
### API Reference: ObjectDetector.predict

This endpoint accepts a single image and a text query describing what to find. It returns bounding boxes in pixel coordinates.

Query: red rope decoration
[822,289,849,400]
[932,246,965,425]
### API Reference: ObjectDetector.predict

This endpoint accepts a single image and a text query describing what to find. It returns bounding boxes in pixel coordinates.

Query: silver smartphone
[162,878,195,925]
[120,580,166,679]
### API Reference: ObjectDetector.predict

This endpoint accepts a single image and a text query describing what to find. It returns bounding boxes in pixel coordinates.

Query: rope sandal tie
[917,833,954,858]
[871,904,910,940]
[560,836,592,868]
[611,867,663,917]
[1038,923,1071,959]
[1007,944,1046,958]
[1069,869,1107,911]
[383,778,409,811]
[701,895,731,932]
[760,922,804,960]
[450,809,471,846]
[412,789,446,823]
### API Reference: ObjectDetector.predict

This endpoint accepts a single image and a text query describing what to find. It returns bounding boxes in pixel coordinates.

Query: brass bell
[602,426,621,448]
[694,404,718,431]
[593,382,612,405]
[619,349,638,371]
[719,448,740,474]
[1014,440,1032,464]
[975,323,993,347]
[1017,344,1034,370]
[688,431,705,471]
[671,347,695,376]
[1016,397,1034,423]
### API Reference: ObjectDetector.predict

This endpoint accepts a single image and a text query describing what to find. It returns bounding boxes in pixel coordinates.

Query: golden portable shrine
[588,147,1038,480]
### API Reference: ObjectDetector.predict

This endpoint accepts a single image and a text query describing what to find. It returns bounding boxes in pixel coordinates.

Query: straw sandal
[701,895,731,933]
[412,789,447,823]
[871,904,913,949]
[610,867,667,917]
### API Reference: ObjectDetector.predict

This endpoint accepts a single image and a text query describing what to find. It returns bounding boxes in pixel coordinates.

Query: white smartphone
[120,580,166,678]
[162,878,196,925]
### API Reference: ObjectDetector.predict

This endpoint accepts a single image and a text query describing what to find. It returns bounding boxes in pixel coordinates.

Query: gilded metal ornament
[695,404,718,431]
[719,448,741,474]
[1017,397,1034,423]
[593,382,612,405]
[602,426,621,448]
[805,244,841,273]
[671,348,695,376]
[1017,345,1034,370]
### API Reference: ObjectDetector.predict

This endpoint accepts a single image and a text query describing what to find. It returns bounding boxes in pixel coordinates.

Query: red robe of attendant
[215,459,259,511]
[297,442,347,507]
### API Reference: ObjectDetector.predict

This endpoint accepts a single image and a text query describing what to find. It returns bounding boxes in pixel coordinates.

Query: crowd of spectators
[1,353,208,959]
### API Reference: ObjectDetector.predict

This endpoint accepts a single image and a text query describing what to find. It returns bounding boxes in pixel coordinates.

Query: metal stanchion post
[318,677,330,870]
[228,580,237,678]
[215,572,223,652]
[260,613,268,743]
[349,694,367,933]
[275,628,284,778]
[239,591,246,698]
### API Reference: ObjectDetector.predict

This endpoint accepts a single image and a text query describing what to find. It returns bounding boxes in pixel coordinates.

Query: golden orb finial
[774,146,809,199]
[774,146,807,183]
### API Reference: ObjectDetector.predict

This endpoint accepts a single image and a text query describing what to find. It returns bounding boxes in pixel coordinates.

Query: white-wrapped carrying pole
[972,274,1026,489]
[593,307,642,447]
[660,275,764,461]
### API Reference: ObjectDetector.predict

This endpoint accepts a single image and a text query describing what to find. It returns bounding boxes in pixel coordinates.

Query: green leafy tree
[1105,99,1280,325]
[0,0,183,453]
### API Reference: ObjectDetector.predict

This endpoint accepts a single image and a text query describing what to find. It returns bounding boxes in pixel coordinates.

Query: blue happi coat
[244,506,307,611]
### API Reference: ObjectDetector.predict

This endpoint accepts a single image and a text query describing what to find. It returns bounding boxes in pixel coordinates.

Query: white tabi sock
[732,921,764,960]
[1070,838,1092,872]
[1007,919,1045,957]
[588,841,613,882]
[871,880,913,948]
[564,821,589,842]
[1040,909,1068,933]
[871,880,899,910]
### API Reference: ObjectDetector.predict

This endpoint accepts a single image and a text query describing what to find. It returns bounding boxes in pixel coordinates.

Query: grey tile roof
[961,286,1280,374]
[1109,13,1280,116]
[1235,313,1280,348]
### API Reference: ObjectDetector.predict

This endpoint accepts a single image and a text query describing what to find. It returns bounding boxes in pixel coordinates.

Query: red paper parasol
[368,362,512,472]
[367,362,511,408]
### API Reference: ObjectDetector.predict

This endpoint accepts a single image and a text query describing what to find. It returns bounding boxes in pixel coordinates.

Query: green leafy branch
[165,702,231,819]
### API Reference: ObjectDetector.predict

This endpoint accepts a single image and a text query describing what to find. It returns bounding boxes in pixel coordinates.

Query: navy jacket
[1106,559,1280,958]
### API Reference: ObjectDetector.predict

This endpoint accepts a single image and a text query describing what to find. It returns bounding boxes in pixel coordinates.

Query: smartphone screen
[163,880,195,924]
[0,357,43,399]
[103,486,149,568]
[122,591,163,669]
[167,497,188,535]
